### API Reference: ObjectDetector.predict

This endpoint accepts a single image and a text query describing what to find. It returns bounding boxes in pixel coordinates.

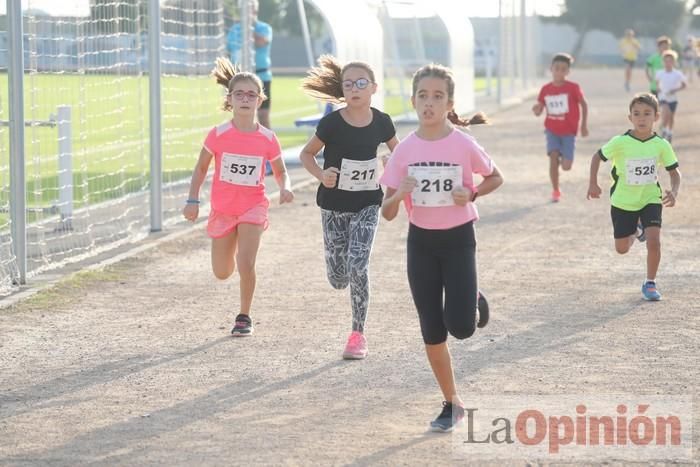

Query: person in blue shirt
[227,0,273,129]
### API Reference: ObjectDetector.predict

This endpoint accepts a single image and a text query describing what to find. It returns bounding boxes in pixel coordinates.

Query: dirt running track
[1,69,698,466]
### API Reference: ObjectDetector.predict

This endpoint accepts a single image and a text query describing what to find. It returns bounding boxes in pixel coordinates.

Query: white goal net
[0,0,225,295]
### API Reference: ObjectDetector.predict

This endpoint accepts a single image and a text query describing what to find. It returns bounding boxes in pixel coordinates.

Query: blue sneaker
[642,281,661,301]
[636,222,646,242]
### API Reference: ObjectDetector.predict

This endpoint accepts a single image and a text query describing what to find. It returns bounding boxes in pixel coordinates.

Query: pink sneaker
[551,189,561,203]
[342,331,368,360]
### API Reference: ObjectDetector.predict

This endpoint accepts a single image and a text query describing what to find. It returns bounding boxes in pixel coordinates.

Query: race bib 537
[220,153,263,186]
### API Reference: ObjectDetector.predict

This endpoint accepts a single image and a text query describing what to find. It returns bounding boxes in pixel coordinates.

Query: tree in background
[556,0,686,58]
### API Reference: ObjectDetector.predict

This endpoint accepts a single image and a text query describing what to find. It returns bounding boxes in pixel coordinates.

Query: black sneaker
[477,290,489,328]
[231,314,253,337]
[430,401,465,433]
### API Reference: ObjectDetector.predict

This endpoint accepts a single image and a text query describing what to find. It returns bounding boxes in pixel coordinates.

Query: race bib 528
[625,157,657,185]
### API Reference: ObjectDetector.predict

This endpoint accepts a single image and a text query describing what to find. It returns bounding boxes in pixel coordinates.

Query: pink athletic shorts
[207,203,269,238]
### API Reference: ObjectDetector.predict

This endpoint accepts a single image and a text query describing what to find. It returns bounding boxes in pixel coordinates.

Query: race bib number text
[338,158,379,191]
[220,153,263,186]
[625,157,657,185]
[544,93,569,116]
[408,165,463,207]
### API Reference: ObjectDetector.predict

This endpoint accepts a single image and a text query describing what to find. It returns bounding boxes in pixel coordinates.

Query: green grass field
[0,73,486,218]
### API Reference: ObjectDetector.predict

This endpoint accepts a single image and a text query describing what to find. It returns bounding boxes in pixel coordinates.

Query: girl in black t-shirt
[299,55,399,360]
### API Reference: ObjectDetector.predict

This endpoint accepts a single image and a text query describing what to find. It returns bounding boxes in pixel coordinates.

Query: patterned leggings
[321,205,379,332]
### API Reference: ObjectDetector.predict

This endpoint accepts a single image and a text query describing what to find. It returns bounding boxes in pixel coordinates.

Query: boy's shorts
[207,202,269,239]
[545,129,576,161]
[659,100,678,113]
[611,204,662,239]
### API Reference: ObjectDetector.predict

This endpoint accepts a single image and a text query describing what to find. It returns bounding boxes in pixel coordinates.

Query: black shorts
[624,59,636,67]
[611,204,662,239]
[260,80,271,110]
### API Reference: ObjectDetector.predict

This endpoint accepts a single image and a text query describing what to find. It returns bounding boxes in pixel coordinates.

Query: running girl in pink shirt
[183,57,294,336]
[299,55,399,360]
[380,64,503,433]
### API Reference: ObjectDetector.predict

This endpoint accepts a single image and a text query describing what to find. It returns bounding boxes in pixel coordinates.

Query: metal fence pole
[497,0,503,105]
[149,0,163,232]
[240,0,254,72]
[8,0,26,284]
[57,105,73,231]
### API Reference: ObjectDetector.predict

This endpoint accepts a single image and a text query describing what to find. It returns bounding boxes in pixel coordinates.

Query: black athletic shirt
[315,107,396,212]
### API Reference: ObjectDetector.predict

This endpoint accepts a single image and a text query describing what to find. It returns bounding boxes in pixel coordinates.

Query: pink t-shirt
[379,129,494,230]
[203,121,281,216]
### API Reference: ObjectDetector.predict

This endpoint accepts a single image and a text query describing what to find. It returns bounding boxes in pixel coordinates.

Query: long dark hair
[301,54,376,104]
[411,64,488,127]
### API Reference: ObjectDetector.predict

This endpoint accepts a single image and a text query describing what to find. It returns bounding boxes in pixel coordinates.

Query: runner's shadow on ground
[343,296,648,464]
[5,360,343,464]
[0,336,231,419]
[345,434,437,467]
[453,293,646,376]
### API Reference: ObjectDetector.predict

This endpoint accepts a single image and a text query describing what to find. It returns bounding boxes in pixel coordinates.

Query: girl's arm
[183,147,213,221]
[385,135,399,152]
[270,157,294,204]
[381,136,400,167]
[299,134,340,189]
[474,165,504,198]
[299,135,326,181]
[587,152,603,199]
[381,176,417,221]
[381,187,402,221]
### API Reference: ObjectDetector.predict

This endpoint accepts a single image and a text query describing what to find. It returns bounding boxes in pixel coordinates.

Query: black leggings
[407,222,478,345]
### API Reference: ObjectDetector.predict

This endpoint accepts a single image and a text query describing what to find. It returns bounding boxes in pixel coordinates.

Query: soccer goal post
[0,0,226,295]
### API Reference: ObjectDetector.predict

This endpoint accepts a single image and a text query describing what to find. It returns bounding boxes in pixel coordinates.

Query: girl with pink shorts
[183,57,294,337]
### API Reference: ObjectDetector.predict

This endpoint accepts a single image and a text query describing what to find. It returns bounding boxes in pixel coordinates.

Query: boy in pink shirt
[532,53,588,202]
[183,58,293,337]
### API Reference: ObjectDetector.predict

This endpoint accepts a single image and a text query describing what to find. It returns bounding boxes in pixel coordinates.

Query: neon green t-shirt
[599,131,678,211]
[646,53,664,92]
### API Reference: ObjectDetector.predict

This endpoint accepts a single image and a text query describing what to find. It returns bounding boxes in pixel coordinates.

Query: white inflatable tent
[305,0,385,110]
[381,0,475,116]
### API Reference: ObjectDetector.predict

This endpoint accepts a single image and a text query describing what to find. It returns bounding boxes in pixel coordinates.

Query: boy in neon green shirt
[645,36,672,95]
[587,93,681,301]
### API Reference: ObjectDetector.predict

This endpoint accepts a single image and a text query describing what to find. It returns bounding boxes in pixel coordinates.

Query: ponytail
[447,111,489,127]
[301,54,345,103]
[302,54,377,104]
